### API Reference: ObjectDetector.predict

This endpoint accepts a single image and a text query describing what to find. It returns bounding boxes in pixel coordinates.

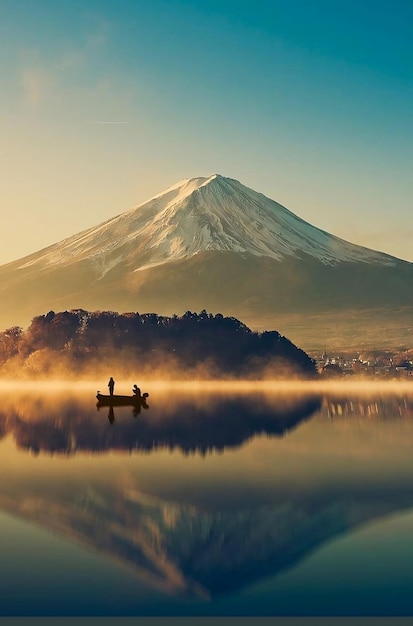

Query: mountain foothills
[1,174,412,349]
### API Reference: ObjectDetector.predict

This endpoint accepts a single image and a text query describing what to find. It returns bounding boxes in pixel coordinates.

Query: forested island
[0,309,316,379]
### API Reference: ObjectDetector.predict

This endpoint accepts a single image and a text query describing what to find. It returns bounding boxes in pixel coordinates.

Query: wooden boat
[96,392,149,407]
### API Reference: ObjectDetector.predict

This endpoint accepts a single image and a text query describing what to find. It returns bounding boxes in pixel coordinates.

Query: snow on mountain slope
[18,174,397,272]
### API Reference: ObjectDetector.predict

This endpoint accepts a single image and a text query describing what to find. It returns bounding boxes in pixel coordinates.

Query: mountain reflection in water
[0,388,412,611]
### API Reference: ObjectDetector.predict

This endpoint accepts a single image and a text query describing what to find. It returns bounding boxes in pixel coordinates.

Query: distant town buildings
[312,350,413,378]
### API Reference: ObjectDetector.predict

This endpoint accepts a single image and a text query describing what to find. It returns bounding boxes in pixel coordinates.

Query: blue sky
[1,0,412,263]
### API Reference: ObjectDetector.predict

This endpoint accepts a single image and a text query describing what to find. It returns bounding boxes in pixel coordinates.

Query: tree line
[0,309,316,378]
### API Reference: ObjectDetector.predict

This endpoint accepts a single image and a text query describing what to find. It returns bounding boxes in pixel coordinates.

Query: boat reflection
[103,397,150,423]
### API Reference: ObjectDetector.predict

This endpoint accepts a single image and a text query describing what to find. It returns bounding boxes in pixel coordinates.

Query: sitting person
[132,384,141,397]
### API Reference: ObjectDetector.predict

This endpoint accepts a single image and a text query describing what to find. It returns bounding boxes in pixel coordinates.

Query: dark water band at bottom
[0,617,412,625]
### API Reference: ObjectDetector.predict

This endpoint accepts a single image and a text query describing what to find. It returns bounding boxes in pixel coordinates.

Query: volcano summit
[10,174,401,270]
[1,174,412,348]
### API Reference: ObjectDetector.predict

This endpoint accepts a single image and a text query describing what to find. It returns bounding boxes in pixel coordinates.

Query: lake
[0,381,413,616]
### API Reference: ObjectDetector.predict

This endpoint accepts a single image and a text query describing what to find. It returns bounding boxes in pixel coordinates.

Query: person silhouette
[108,377,115,396]
[132,384,141,398]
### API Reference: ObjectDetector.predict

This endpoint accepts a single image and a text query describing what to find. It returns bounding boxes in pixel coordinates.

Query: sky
[0,0,412,264]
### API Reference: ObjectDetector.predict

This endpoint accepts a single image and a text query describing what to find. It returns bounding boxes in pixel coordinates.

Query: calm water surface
[0,384,413,616]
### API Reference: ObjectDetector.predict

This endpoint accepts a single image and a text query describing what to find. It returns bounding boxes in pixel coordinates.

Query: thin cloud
[19,19,110,107]
[21,65,52,105]
[88,121,130,125]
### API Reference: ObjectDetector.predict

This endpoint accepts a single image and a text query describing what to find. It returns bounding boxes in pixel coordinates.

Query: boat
[96,391,149,407]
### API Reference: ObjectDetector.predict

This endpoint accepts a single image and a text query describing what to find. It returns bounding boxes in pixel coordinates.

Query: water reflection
[0,391,320,455]
[324,395,413,419]
[0,388,412,611]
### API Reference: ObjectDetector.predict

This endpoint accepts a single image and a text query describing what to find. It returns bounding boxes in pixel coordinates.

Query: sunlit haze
[1,379,413,396]
[1,0,412,265]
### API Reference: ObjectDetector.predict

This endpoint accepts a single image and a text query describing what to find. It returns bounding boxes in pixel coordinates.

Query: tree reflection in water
[0,391,321,455]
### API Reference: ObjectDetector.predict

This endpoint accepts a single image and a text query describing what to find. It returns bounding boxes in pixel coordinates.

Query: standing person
[108,377,115,396]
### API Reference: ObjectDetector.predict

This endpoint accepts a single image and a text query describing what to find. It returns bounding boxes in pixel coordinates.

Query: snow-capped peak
[144,175,215,205]
[17,174,397,272]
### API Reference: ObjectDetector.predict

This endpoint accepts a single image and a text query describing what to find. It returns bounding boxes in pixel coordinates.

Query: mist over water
[1,377,413,395]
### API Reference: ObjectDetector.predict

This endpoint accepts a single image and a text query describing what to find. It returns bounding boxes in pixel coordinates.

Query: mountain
[1,174,412,348]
